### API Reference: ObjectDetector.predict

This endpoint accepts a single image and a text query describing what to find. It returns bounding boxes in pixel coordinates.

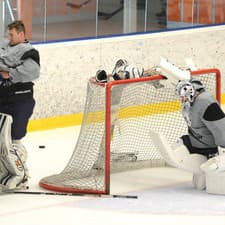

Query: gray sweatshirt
[0,39,40,83]
[183,90,225,149]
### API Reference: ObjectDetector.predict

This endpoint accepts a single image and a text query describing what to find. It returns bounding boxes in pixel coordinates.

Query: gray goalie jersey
[0,39,40,83]
[184,90,225,149]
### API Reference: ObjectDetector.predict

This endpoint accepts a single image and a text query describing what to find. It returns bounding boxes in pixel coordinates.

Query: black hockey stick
[98,6,123,20]
[66,0,91,9]
[10,190,138,199]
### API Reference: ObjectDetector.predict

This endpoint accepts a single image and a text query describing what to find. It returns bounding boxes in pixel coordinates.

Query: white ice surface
[0,126,225,225]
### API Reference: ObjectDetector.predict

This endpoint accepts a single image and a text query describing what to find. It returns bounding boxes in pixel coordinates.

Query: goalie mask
[176,80,196,103]
[190,80,204,93]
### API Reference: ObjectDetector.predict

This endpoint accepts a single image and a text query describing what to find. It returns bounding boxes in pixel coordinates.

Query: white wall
[33,25,225,119]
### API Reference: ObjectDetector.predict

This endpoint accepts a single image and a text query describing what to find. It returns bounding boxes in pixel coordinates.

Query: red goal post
[39,68,221,195]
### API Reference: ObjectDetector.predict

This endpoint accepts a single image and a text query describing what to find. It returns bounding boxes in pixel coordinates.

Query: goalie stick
[66,0,91,9]
[1,190,138,199]
[98,5,123,20]
[66,1,123,20]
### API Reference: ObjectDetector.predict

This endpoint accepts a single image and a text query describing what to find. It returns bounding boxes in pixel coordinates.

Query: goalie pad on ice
[0,113,27,190]
[201,147,225,194]
[200,149,225,173]
[0,160,8,185]
[205,172,225,195]
[149,130,207,174]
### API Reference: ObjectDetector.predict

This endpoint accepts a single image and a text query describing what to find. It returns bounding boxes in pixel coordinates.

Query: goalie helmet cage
[39,68,221,195]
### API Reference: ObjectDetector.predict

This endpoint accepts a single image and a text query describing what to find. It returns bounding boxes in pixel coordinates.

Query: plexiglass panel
[0,0,225,42]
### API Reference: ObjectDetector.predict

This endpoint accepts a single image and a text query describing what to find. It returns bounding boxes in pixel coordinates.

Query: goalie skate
[111,152,138,162]
[93,153,138,169]
[0,178,28,193]
[92,152,138,170]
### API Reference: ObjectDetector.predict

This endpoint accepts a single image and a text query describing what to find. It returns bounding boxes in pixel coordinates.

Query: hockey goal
[39,68,221,194]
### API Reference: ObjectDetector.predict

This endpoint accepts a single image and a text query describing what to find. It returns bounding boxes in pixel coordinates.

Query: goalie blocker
[0,113,28,191]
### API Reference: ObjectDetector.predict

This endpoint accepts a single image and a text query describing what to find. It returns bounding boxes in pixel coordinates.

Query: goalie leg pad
[12,140,29,177]
[201,151,225,195]
[172,142,207,174]
[200,154,225,173]
[0,113,27,190]
[192,173,206,190]
[0,160,8,184]
[149,130,207,174]
[205,172,225,195]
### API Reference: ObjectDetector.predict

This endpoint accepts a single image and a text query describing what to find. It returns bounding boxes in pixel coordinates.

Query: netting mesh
[40,72,218,194]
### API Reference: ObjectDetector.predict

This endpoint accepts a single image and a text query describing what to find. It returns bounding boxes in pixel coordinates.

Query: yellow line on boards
[27,113,83,132]
[27,100,182,132]
[27,93,225,132]
[221,93,225,105]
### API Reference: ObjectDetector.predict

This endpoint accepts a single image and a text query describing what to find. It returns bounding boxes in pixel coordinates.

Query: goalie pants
[0,98,35,139]
[181,135,218,159]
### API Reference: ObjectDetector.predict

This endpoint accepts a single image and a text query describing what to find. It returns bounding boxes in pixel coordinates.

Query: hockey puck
[39,145,45,149]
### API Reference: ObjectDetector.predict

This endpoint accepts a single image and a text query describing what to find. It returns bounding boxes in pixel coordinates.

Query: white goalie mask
[176,80,196,103]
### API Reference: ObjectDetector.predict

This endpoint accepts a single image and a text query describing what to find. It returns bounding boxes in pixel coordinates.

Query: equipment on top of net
[95,70,108,83]
[159,57,191,85]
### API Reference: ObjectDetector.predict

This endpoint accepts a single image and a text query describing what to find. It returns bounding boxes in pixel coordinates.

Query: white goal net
[39,68,221,194]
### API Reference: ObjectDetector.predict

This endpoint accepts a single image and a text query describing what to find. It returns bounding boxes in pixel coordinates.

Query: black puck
[39,145,45,149]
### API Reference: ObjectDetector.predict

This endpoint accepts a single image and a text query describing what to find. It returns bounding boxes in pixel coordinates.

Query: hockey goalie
[150,58,225,194]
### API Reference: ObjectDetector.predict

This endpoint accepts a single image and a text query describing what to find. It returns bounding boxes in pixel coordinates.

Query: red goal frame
[104,68,221,194]
[39,68,221,195]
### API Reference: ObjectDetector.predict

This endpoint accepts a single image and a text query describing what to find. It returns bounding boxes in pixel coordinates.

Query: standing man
[0,20,40,191]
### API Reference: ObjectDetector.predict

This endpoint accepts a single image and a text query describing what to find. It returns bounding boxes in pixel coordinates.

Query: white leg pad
[206,172,225,195]
[0,160,8,183]
[201,154,225,173]
[0,113,27,190]
[149,130,207,174]
[192,173,206,190]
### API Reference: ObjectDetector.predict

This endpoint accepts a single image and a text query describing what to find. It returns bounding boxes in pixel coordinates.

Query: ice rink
[1,125,225,225]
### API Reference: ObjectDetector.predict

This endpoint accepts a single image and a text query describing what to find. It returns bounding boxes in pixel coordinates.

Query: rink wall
[28,25,225,131]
